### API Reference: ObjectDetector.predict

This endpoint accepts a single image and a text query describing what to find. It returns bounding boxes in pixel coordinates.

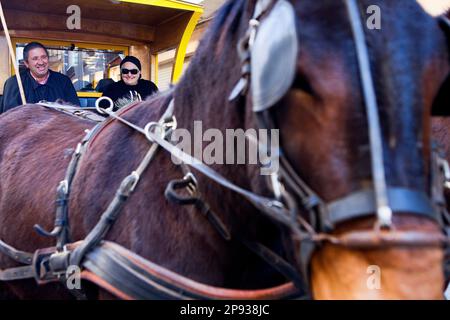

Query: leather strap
[37,102,106,122]
[0,239,33,265]
[0,265,34,281]
[345,0,392,227]
[326,188,440,230]
[81,241,301,300]
[0,237,303,300]
[164,171,305,291]
[70,102,176,267]
[240,239,306,295]
[34,121,105,251]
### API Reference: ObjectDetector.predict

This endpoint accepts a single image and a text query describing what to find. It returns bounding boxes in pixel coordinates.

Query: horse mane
[173,0,249,125]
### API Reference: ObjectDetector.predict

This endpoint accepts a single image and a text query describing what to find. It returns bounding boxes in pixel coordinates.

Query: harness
[0,96,304,299]
[1,0,449,299]
[231,0,450,286]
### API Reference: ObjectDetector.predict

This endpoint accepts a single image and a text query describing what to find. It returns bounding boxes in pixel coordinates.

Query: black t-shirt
[102,79,158,110]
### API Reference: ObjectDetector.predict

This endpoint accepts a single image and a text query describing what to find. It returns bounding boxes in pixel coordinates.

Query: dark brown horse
[0,0,449,299]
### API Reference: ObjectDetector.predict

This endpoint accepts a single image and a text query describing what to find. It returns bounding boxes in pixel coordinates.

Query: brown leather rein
[30,241,299,300]
[0,97,303,300]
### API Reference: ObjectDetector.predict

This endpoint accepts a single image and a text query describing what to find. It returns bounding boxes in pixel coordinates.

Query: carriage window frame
[11,38,129,98]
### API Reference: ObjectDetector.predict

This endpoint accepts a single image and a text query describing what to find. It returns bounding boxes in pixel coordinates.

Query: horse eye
[292,73,314,96]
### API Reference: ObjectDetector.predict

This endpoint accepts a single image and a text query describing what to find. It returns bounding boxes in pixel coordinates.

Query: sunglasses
[121,68,139,75]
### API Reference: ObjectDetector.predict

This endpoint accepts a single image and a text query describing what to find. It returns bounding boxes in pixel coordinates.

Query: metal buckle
[163,116,177,131]
[118,171,140,196]
[58,180,69,195]
[183,172,198,195]
[438,157,450,189]
[267,200,286,209]
[270,172,282,200]
[128,171,140,193]
[375,206,394,230]
[74,142,82,155]
[248,18,260,49]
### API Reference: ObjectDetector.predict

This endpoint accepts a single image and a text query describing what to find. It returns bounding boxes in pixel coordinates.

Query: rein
[0,97,305,299]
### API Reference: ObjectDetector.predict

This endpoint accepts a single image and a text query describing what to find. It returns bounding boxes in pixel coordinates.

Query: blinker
[251,0,298,112]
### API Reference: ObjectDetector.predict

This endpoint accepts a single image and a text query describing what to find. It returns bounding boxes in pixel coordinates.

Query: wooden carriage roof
[0,0,203,51]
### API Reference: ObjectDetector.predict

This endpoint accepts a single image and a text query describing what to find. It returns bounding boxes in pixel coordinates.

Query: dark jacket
[102,79,158,110]
[1,70,80,113]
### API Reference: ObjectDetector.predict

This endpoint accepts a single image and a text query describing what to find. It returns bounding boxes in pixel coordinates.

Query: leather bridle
[242,0,450,283]
[0,0,449,298]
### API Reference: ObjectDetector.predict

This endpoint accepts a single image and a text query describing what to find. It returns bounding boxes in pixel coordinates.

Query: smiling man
[1,42,79,113]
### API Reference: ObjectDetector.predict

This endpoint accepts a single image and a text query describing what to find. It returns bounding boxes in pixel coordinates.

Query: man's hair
[23,42,49,62]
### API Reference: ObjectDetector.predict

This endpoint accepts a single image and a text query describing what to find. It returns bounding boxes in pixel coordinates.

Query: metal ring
[128,171,140,192]
[144,122,165,142]
[74,142,82,155]
[95,96,114,115]
[164,116,178,130]
[268,200,285,209]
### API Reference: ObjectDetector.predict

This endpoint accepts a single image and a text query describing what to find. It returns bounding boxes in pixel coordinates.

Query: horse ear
[432,15,450,116]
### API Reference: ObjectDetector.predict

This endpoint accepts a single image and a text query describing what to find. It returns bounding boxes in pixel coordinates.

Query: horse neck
[172,0,250,125]
[166,0,277,236]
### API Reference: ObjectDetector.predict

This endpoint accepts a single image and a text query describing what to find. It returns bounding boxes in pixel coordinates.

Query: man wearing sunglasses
[102,56,158,111]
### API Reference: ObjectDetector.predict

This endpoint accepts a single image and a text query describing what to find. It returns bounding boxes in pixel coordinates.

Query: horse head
[1,0,449,301]
[260,0,449,299]
[176,0,450,299]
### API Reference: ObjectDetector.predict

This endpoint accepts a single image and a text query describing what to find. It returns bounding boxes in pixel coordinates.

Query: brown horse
[0,0,449,299]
